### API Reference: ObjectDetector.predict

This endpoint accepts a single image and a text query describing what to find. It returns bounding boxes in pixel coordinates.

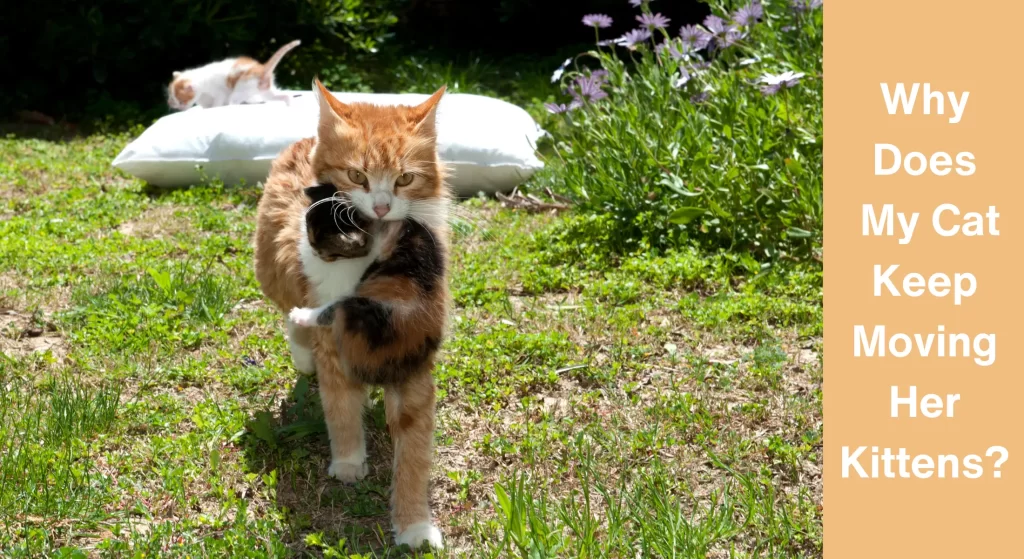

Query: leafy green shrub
[543,0,822,261]
[0,0,400,118]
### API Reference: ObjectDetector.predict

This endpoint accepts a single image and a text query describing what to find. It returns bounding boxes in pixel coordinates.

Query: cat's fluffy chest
[298,218,380,306]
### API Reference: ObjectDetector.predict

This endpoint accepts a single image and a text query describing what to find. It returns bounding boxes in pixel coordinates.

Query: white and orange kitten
[167,40,301,110]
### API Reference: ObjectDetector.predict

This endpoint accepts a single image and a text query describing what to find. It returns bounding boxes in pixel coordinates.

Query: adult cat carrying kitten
[253,79,450,549]
[168,39,301,110]
[288,194,446,387]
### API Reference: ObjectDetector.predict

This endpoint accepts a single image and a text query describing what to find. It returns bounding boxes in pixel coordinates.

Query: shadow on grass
[0,122,85,141]
[240,374,418,556]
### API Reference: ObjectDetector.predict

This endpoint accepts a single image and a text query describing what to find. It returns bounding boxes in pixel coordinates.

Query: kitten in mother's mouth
[288,213,447,386]
[301,184,373,261]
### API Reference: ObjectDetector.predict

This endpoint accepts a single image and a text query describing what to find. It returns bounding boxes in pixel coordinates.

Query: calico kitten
[168,39,301,110]
[302,183,373,261]
[288,213,446,387]
[253,79,450,549]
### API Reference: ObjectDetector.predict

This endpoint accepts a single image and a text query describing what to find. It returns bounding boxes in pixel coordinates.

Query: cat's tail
[259,39,302,89]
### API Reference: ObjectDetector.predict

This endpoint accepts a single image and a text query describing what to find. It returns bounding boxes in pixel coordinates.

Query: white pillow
[112,91,545,195]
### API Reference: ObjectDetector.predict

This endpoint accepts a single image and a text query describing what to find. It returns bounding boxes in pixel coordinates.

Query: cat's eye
[395,173,415,187]
[347,169,368,186]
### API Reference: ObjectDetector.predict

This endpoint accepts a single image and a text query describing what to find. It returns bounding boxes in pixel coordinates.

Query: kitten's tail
[259,39,302,89]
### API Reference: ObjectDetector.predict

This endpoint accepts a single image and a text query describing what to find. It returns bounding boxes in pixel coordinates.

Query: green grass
[0,128,821,557]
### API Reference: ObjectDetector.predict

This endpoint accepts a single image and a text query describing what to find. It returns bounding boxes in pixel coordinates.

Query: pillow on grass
[112,91,545,195]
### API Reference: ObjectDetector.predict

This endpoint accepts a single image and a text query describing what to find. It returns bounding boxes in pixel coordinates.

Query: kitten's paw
[327,459,367,483]
[395,522,444,550]
[289,307,318,327]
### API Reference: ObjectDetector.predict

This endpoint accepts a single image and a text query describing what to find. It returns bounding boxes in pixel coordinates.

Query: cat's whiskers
[345,206,371,237]
[406,199,451,229]
[329,195,353,234]
[304,195,344,218]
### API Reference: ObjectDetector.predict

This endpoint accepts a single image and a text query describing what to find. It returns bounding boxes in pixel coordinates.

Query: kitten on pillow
[168,39,300,110]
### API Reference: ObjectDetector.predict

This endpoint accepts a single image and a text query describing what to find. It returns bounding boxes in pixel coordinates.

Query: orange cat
[253,79,450,549]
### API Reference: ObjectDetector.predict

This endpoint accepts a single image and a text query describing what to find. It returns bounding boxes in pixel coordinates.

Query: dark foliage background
[394,0,708,53]
[0,0,707,121]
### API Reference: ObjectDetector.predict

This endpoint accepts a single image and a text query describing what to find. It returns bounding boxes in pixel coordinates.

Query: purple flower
[674,66,691,88]
[691,91,710,104]
[702,14,743,49]
[545,102,568,114]
[569,74,608,102]
[758,71,805,95]
[628,0,645,6]
[659,40,690,60]
[679,24,711,50]
[703,15,728,35]
[791,0,823,12]
[582,14,613,28]
[617,28,653,49]
[733,2,763,27]
[585,89,608,102]
[716,28,744,48]
[545,100,583,114]
[637,12,671,30]
[770,71,805,87]
[550,58,571,83]
[591,69,609,83]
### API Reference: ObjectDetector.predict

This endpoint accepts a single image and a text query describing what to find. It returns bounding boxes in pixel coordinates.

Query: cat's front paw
[289,307,319,327]
[396,522,444,550]
[327,459,368,483]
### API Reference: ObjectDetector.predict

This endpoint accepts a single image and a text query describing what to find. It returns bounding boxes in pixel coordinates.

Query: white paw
[396,522,444,550]
[286,322,315,374]
[290,344,315,374]
[327,459,367,483]
[289,307,318,327]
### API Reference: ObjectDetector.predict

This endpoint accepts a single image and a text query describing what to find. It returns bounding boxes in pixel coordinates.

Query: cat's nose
[373,203,390,218]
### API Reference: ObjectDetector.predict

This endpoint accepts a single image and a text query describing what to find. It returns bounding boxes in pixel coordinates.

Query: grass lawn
[0,129,822,557]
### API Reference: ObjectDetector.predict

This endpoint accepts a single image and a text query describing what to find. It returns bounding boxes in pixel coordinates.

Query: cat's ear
[173,71,182,78]
[408,85,446,137]
[313,78,353,122]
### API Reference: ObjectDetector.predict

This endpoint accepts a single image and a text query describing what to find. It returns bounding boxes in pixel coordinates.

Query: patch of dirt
[507,292,583,315]
[116,206,194,239]
[0,272,23,308]
[0,309,65,362]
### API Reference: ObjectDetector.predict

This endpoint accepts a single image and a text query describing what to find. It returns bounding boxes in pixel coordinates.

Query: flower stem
[782,88,792,129]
